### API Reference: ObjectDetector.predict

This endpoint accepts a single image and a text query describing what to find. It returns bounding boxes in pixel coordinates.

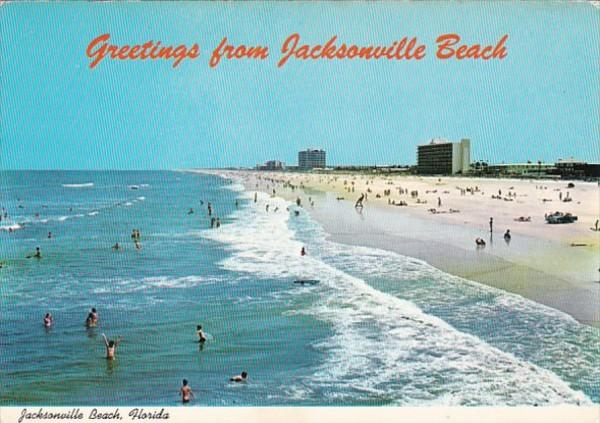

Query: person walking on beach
[438,197,442,207]
[489,217,494,233]
[102,333,122,360]
[301,247,306,256]
[180,379,195,404]
[254,193,257,203]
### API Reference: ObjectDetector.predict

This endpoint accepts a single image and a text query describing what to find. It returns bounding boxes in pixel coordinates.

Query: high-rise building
[417,138,470,175]
[298,149,326,170]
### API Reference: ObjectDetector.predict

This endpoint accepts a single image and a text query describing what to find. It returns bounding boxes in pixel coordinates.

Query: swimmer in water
[188,208,194,215]
[47,232,52,239]
[134,240,142,250]
[180,379,195,404]
[102,333,122,360]
[43,313,53,328]
[196,325,207,343]
[91,308,98,325]
[229,371,248,383]
[27,247,42,259]
[504,229,511,240]
[85,312,96,328]
[112,242,120,250]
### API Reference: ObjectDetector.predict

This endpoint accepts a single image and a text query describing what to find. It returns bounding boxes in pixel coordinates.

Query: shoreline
[202,170,600,327]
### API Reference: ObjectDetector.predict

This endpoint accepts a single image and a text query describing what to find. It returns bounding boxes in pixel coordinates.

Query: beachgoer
[301,247,306,256]
[85,312,96,328]
[475,238,486,247]
[229,371,248,383]
[196,325,207,343]
[216,218,221,228]
[437,197,442,207]
[207,202,212,216]
[91,308,98,325]
[134,240,142,250]
[180,379,195,404]
[489,217,494,233]
[504,229,511,240]
[27,247,42,259]
[254,193,257,203]
[188,208,194,215]
[47,232,52,239]
[355,193,365,208]
[44,313,53,328]
[112,242,120,250]
[102,333,122,360]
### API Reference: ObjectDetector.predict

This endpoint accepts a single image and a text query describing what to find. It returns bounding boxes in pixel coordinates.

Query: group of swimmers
[42,307,247,403]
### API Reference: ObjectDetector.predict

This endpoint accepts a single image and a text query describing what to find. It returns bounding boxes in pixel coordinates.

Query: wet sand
[202,170,600,327]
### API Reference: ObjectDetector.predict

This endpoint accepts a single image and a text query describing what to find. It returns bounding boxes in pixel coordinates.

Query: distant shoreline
[200,169,600,328]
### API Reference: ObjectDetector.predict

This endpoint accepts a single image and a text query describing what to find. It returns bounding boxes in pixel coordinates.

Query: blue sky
[1,2,598,169]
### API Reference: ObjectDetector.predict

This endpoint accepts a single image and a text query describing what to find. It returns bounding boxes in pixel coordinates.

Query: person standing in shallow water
[180,379,195,404]
[489,217,494,233]
[102,333,122,360]
[43,313,53,328]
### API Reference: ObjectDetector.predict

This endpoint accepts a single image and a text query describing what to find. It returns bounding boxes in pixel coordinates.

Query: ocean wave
[201,190,591,406]
[0,223,22,232]
[62,183,94,188]
[92,275,222,294]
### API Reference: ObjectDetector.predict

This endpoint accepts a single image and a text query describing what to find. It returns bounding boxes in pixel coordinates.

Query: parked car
[545,212,578,224]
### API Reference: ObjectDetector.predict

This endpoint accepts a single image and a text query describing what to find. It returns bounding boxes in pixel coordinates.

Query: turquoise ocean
[0,171,598,406]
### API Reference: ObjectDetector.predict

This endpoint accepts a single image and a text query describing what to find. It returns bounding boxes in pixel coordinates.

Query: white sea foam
[62,182,94,188]
[0,223,22,232]
[92,275,220,294]
[201,190,591,406]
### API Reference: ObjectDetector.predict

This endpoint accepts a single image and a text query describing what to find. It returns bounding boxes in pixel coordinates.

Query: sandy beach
[213,170,600,327]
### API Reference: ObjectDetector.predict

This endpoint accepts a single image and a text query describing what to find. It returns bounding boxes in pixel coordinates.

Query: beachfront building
[298,149,326,170]
[553,158,600,179]
[417,138,470,175]
[256,160,285,171]
[487,162,556,178]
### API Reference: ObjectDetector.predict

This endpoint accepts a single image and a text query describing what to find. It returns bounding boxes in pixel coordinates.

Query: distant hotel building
[417,138,470,175]
[298,149,326,170]
[256,160,285,171]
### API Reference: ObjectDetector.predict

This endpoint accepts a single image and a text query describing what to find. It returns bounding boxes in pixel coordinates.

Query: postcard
[0,1,598,422]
